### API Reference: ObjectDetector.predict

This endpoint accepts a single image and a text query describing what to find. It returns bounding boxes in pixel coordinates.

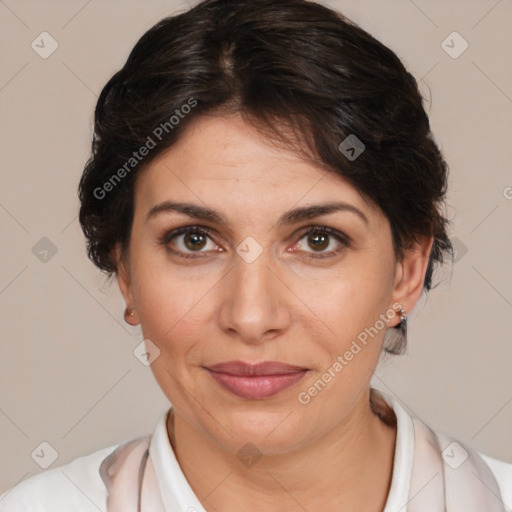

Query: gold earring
[124,308,136,321]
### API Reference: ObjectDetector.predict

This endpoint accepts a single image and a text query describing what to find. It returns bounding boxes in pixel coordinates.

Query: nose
[217,247,291,346]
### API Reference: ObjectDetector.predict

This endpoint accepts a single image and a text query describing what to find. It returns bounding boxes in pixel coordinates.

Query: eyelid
[159,225,216,246]
[295,225,352,244]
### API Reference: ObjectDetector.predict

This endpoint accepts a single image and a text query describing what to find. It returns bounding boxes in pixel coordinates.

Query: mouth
[204,361,309,400]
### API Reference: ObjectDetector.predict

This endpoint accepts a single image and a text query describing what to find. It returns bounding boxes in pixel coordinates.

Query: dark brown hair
[78,0,453,354]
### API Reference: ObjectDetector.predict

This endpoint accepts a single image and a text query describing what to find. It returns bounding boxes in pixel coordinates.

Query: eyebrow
[146,200,369,227]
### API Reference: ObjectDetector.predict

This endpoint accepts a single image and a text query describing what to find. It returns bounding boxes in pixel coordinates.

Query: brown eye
[160,226,218,258]
[306,231,330,251]
[295,226,349,258]
[183,231,208,251]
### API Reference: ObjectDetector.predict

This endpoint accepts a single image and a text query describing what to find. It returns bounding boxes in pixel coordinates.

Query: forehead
[134,114,381,227]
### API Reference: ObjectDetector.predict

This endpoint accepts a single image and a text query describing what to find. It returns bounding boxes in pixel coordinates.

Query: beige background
[0,0,511,493]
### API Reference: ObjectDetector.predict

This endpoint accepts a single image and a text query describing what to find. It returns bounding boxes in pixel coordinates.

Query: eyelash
[159,225,350,260]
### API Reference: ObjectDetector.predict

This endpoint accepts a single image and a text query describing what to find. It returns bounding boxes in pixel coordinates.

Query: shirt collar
[149,410,206,511]
[381,392,416,511]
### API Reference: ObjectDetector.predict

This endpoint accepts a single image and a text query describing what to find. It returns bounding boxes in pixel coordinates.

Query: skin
[114,113,433,511]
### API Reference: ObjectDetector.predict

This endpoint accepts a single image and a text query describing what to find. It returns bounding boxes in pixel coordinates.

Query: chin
[204,399,308,452]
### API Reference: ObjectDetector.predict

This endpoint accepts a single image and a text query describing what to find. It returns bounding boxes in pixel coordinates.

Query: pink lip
[205,361,308,400]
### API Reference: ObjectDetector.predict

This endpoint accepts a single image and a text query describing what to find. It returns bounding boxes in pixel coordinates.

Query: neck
[168,389,397,512]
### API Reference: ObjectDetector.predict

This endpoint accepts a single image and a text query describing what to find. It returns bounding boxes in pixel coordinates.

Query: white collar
[149,391,415,511]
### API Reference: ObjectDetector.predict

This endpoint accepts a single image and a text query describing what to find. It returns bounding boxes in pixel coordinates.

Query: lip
[205,361,308,400]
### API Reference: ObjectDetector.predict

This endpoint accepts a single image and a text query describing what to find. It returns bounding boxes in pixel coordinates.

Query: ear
[390,235,434,326]
[111,243,137,323]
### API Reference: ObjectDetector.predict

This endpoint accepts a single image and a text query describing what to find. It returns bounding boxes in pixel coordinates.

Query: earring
[392,307,406,329]
[385,306,408,355]
[124,308,136,322]
[399,308,407,326]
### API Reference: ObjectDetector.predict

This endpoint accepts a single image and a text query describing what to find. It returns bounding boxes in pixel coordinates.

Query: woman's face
[117,113,423,455]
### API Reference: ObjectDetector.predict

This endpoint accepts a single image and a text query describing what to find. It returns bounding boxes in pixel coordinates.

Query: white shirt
[1,394,511,511]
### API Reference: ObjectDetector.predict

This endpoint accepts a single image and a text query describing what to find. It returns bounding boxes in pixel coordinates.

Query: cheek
[130,266,209,404]
[136,284,195,345]
[130,255,216,357]
[294,253,395,346]
[294,267,394,416]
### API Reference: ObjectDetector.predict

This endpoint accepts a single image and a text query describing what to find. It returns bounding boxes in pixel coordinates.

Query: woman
[1,0,510,510]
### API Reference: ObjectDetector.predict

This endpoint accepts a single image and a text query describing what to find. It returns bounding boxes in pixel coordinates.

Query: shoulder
[0,442,121,512]
[480,452,512,511]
